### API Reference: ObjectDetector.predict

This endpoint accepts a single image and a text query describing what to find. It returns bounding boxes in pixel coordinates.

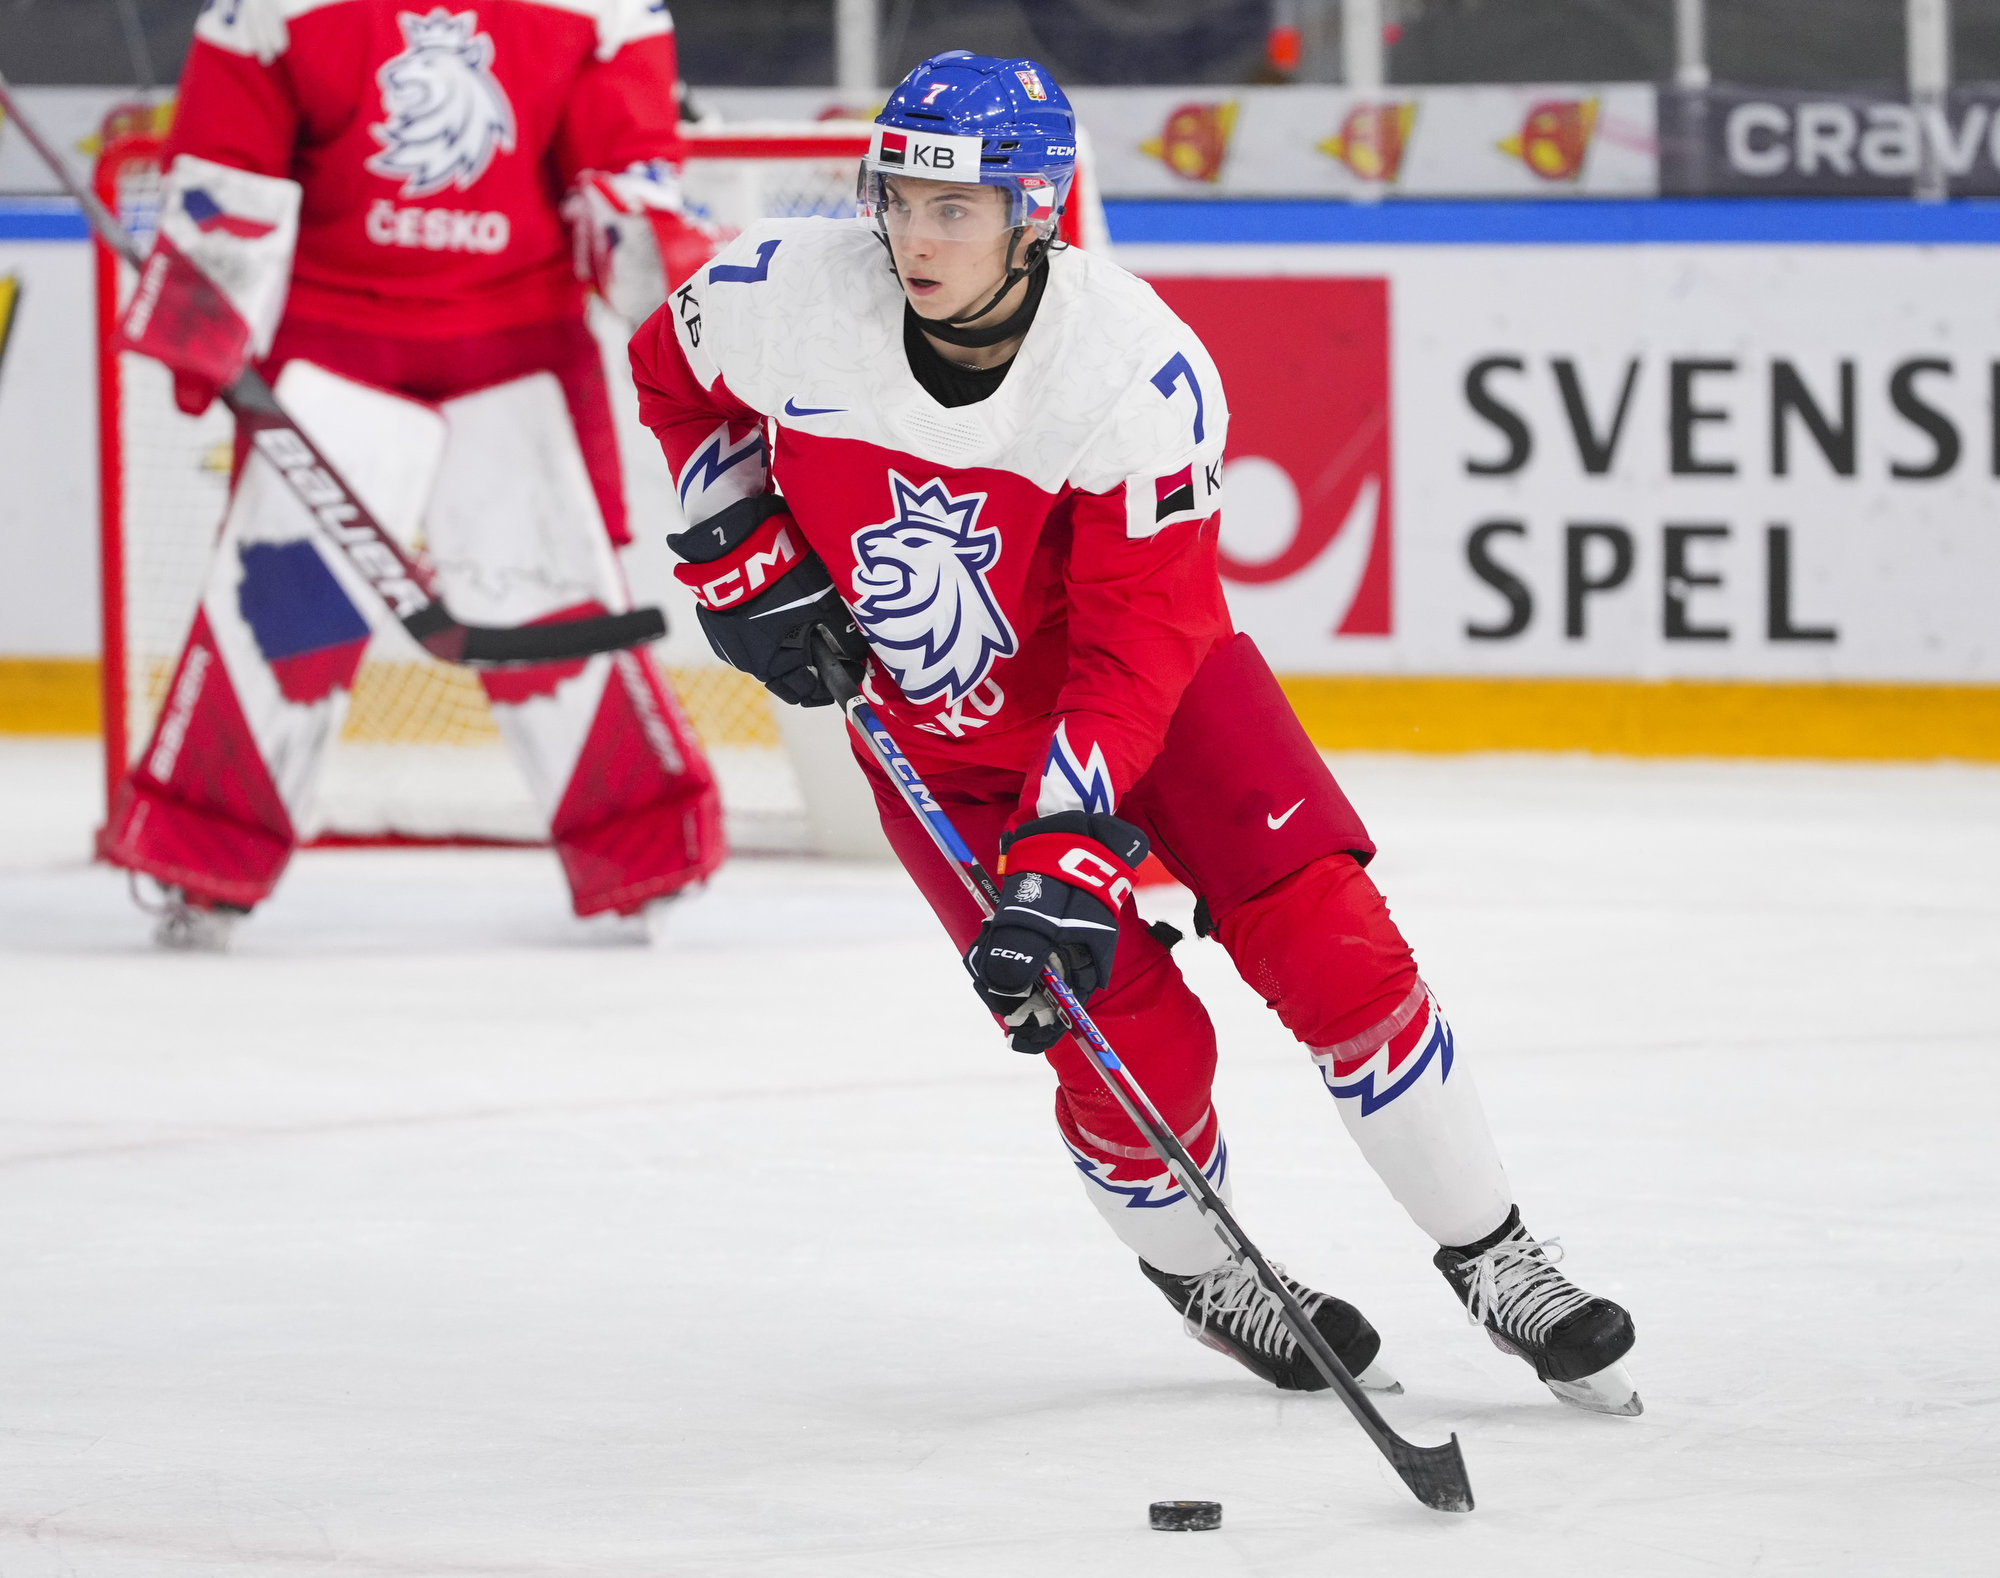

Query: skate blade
[1354,1359,1403,1395]
[576,908,659,946]
[154,912,238,953]
[1546,1360,1643,1416]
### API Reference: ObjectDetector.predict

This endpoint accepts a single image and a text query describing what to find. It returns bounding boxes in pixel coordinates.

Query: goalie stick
[806,628,1475,1516]
[0,72,664,668]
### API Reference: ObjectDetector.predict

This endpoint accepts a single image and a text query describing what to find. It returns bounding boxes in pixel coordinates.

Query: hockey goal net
[96,123,874,853]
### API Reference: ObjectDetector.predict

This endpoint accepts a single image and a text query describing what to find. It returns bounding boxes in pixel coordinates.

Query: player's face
[881,177,1016,321]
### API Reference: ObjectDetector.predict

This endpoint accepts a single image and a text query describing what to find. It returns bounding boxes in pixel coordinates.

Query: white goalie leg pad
[1067,1114,1233,1278]
[1316,983,1514,1250]
[200,360,446,828]
[426,371,632,814]
[427,372,720,913]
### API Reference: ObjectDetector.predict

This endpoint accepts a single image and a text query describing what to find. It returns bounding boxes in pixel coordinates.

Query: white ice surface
[1,738,1997,1575]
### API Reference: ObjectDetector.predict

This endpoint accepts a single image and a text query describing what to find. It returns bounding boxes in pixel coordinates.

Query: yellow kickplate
[1279,675,2000,762]
[3,659,1996,762]
[0,659,100,735]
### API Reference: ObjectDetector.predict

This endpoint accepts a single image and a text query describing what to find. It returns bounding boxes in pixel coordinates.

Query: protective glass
[862,171,1018,242]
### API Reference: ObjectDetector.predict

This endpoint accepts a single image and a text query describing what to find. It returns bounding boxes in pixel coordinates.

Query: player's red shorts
[864,633,1422,1169]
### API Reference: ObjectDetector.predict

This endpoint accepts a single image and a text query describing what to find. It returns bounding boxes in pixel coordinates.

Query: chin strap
[917,231,1054,349]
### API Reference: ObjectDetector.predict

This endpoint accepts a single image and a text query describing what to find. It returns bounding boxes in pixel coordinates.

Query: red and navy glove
[667,495,870,707]
[965,811,1149,1053]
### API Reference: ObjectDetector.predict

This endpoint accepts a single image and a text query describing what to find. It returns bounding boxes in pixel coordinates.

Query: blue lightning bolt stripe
[1064,1132,1228,1209]
[1040,726,1114,815]
[1321,1015,1455,1116]
[676,427,767,504]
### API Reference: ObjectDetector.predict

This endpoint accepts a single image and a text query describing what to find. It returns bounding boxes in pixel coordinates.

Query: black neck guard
[911,250,1051,349]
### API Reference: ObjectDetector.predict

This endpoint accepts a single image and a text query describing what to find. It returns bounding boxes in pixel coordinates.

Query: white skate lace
[1181,1261,1325,1358]
[1458,1231,1594,1346]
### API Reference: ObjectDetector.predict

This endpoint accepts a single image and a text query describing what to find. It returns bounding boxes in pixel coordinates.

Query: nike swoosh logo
[748,589,832,619]
[782,397,844,418]
[1267,798,1306,830]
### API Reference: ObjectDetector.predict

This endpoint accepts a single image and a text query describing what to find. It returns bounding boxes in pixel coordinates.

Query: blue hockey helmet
[860,52,1078,243]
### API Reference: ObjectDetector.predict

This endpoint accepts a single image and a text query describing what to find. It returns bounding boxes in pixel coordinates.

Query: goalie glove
[667,496,871,708]
[116,154,300,415]
[565,161,722,325]
[965,811,1149,1053]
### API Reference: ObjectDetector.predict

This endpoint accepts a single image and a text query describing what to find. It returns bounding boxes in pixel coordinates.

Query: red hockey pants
[869,634,1422,1175]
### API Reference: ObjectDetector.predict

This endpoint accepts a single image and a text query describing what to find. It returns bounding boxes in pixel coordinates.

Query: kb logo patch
[871,126,983,176]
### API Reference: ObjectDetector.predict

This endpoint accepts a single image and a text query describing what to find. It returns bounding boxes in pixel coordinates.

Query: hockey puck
[1148,1500,1222,1532]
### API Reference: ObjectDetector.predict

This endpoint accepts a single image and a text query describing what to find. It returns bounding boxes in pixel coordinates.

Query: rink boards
[1120,199,2000,758]
[0,202,98,732]
[4,197,1999,756]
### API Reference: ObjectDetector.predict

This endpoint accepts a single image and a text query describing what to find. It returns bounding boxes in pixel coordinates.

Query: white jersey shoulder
[195,0,669,65]
[1044,246,1228,497]
[673,220,1226,510]
[672,218,897,409]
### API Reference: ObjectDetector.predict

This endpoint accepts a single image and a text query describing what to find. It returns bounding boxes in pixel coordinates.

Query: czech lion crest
[850,474,1017,704]
[366,9,517,198]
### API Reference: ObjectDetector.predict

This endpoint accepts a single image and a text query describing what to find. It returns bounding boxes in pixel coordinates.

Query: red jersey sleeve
[553,30,685,185]
[161,36,301,178]
[629,300,773,524]
[1023,491,1232,826]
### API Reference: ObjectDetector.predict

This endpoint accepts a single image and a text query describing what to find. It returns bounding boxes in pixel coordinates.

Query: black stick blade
[1388,1434,1474,1513]
[449,607,667,666]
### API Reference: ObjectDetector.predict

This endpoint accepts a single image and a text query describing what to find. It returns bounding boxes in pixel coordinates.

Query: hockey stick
[806,629,1474,1515]
[0,72,664,668]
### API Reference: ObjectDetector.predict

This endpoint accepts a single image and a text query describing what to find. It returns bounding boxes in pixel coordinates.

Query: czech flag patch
[1019,177,1057,222]
[182,187,279,240]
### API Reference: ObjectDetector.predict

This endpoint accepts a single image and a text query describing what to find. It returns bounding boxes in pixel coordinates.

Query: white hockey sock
[1314,982,1513,1250]
[1065,1114,1232,1278]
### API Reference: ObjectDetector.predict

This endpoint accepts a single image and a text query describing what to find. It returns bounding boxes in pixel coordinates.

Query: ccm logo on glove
[967,810,1150,1053]
[672,518,804,610]
[665,495,872,708]
[1000,832,1137,910]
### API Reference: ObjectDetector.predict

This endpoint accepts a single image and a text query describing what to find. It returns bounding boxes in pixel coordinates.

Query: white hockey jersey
[631,219,1236,822]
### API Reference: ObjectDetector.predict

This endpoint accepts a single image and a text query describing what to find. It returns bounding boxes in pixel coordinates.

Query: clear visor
[861,171,1020,243]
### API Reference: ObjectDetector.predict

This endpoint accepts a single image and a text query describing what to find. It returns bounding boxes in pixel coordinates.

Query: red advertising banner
[1148,275,1392,635]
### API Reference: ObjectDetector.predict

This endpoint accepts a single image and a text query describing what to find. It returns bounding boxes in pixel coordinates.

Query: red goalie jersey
[630,219,1234,827]
[167,0,686,339]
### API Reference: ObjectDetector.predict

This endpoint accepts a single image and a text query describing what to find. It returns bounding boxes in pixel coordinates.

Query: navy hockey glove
[668,496,869,707]
[965,811,1149,1054]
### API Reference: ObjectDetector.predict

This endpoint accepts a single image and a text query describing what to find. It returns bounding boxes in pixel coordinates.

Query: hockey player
[104,0,725,948]
[630,53,1640,1413]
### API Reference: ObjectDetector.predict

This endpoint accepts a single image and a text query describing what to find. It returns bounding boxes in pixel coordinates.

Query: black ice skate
[1434,1206,1641,1416]
[1141,1257,1400,1394]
